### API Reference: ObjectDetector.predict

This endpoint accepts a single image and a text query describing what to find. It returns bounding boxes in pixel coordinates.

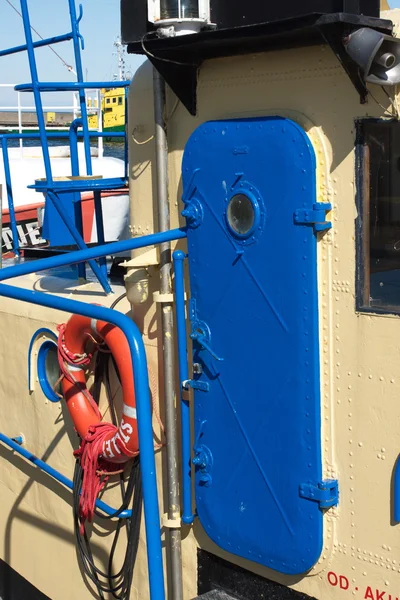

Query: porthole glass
[38,341,61,402]
[227,194,255,236]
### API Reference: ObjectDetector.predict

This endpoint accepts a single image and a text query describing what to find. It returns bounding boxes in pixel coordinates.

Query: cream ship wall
[0,271,171,600]
[127,7,400,599]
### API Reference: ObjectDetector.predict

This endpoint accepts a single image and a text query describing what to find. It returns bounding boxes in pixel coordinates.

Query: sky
[1,0,400,108]
[0,0,145,107]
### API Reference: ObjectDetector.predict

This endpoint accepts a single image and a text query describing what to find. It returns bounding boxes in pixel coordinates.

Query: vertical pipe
[69,118,86,280]
[19,0,53,184]
[68,0,92,175]
[153,67,183,600]
[47,191,111,294]
[93,191,107,279]
[1,138,19,257]
[173,250,194,524]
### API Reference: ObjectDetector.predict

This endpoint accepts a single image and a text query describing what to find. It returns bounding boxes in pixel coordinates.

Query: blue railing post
[173,250,195,524]
[1,138,20,257]
[46,190,111,293]
[93,191,107,280]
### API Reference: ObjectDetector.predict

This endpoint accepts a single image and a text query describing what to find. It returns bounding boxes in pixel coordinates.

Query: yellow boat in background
[88,39,128,136]
[88,86,125,135]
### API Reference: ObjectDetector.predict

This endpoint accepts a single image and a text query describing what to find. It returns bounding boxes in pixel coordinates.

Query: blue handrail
[173,250,195,525]
[0,282,165,599]
[15,81,131,91]
[0,228,186,280]
[0,227,187,600]
[0,434,132,519]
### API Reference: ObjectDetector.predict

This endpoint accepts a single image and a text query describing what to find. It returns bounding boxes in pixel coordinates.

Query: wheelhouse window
[357,120,400,313]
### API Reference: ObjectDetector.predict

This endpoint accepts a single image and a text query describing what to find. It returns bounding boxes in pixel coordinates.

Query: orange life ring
[59,314,139,464]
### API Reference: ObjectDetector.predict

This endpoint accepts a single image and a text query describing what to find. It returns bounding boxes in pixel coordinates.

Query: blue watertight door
[182,117,332,575]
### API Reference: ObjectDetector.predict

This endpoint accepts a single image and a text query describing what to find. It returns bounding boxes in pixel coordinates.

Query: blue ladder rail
[0,0,130,292]
[0,227,187,600]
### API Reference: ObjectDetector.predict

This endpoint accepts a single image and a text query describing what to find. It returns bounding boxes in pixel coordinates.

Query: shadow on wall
[0,424,114,599]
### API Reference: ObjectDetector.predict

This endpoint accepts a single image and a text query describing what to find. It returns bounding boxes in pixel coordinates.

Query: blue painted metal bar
[68,0,92,175]
[69,118,86,279]
[19,0,53,184]
[0,132,124,140]
[93,191,107,279]
[0,32,74,57]
[173,250,194,525]
[0,433,132,519]
[30,177,127,194]
[0,228,186,282]
[46,190,111,293]
[0,283,165,599]
[15,81,131,92]
[124,87,129,180]
[394,455,400,522]
[69,118,83,177]
[1,138,20,257]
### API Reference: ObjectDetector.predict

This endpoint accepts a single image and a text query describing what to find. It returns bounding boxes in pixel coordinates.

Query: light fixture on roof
[148,0,211,36]
[345,27,400,86]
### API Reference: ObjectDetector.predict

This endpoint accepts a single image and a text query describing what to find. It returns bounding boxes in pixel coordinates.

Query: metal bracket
[183,379,209,392]
[162,514,181,529]
[299,479,339,509]
[294,202,332,233]
[153,291,175,303]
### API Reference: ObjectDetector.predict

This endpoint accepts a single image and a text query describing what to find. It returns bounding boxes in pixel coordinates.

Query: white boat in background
[0,144,129,254]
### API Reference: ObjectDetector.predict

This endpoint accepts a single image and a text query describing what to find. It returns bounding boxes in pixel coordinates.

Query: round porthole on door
[38,341,61,403]
[227,194,255,236]
[225,185,265,244]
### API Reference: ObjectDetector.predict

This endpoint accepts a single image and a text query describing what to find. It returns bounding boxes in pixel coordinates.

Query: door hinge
[299,479,339,509]
[294,202,332,233]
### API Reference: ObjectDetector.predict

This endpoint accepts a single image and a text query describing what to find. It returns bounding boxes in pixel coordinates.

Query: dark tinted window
[357,120,400,312]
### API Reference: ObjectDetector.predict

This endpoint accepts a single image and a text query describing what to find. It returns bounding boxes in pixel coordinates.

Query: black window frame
[355,117,400,316]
